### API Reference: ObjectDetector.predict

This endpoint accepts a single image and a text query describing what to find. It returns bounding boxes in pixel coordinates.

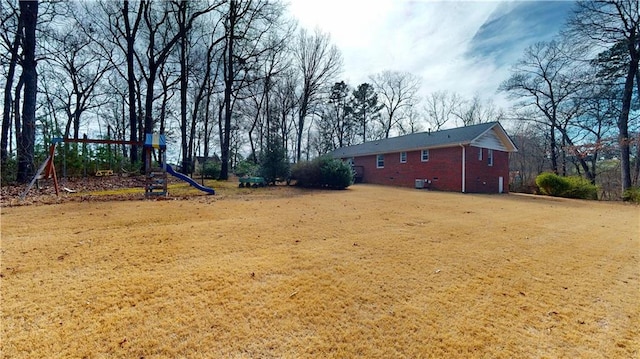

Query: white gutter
[460,144,466,193]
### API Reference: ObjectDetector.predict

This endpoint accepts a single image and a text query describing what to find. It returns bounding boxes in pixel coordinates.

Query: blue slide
[166,164,215,195]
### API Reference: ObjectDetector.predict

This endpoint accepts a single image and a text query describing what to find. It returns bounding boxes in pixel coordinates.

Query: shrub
[319,156,353,189]
[1,156,17,185]
[259,155,289,184]
[622,186,640,203]
[535,172,570,196]
[291,160,321,187]
[234,159,258,178]
[563,176,598,200]
[202,162,221,179]
[292,156,353,189]
[259,136,290,184]
[535,172,598,200]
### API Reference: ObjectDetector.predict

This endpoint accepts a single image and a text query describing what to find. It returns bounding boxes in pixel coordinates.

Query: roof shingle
[329,122,515,158]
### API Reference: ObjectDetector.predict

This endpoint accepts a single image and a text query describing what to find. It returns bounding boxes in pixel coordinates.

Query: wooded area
[1,0,638,198]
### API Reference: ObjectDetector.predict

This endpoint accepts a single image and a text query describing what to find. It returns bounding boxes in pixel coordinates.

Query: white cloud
[288,0,568,110]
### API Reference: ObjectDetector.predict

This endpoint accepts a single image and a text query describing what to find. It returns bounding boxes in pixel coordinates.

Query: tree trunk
[549,127,558,174]
[72,93,82,139]
[123,0,139,164]
[159,72,169,135]
[560,130,595,183]
[16,0,38,183]
[617,54,638,192]
[13,76,24,161]
[203,82,212,161]
[220,0,236,180]
[1,14,23,174]
[296,98,308,162]
[143,70,157,140]
[179,3,190,174]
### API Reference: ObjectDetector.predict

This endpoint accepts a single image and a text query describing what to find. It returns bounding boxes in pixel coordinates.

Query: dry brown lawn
[1,183,639,358]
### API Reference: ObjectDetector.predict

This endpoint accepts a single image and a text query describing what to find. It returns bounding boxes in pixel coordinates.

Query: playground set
[19,133,215,200]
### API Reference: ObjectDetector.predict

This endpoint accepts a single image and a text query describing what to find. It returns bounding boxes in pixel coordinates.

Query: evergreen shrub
[291,161,321,187]
[258,136,290,184]
[535,172,597,200]
[202,162,221,179]
[234,159,258,178]
[1,156,17,185]
[563,176,598,200]
[292,156,353,189]
[622,186,640,203]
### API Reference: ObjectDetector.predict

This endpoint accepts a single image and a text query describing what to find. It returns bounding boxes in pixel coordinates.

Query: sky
[288,0,575,109]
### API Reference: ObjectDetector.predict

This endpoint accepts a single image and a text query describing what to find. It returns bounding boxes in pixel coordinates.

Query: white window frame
[400,152,407,163]
[421,149,430,162]
[488,149,493,166]
[377,154,384,168]
[478,148,483,161]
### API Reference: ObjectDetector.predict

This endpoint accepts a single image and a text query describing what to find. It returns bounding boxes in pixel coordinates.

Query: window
[377,154,384,168]
[478,148,483,161]
[400,152,407,163]
[488,149,493,166]
[421,149,429,162]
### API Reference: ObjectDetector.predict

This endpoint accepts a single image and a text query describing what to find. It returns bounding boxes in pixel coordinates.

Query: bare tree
[242,33,293,164]
[140,1,218,135]
[175,2,226,175]
[509,122,552,191]
[370,70,421,139]
[216,0,290,178]
[453,94,505,127]
[423,90,461,131]
[43,7,113,140]
[567,0,640,192]
[500,40,592,179]
[398,104,424,135]
[272,68,298,159]
[91,0,145,163]
[293,28,342,161]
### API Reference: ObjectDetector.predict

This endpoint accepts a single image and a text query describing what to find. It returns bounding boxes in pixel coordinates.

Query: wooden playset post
[18,141,59,200]
[44,141,60,196]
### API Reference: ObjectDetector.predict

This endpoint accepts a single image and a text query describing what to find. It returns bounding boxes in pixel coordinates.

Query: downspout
[460,144,465,193]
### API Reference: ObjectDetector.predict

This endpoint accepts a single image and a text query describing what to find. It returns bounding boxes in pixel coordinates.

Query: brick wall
[465,147,510,193]
[351,146,510,193]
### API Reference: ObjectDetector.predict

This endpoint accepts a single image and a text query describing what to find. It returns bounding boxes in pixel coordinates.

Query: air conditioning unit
[415,179,425,189]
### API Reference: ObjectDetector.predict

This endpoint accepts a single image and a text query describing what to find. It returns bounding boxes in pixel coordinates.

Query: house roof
[195,155,221,163]
[329,122,517,158]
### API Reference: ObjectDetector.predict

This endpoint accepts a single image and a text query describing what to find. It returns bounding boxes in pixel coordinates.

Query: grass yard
[1,183,639,358]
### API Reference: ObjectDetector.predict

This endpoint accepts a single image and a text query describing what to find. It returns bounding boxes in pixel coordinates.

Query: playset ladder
[144,133,168,197]
[145,168,167,196]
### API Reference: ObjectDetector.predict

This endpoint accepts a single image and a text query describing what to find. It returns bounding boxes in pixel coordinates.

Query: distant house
[329,122,518,193]
[194,155,221,172]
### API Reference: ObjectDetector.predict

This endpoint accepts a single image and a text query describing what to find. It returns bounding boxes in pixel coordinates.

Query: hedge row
[291,156,353,189]
[535,172,598,200]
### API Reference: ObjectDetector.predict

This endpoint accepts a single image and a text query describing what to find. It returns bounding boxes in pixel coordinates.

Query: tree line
[501,0,639,198]
[1,0,638,199]
[0,0,515,183]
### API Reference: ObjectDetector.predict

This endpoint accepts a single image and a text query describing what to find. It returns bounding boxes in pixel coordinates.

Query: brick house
[329,122,518,193]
